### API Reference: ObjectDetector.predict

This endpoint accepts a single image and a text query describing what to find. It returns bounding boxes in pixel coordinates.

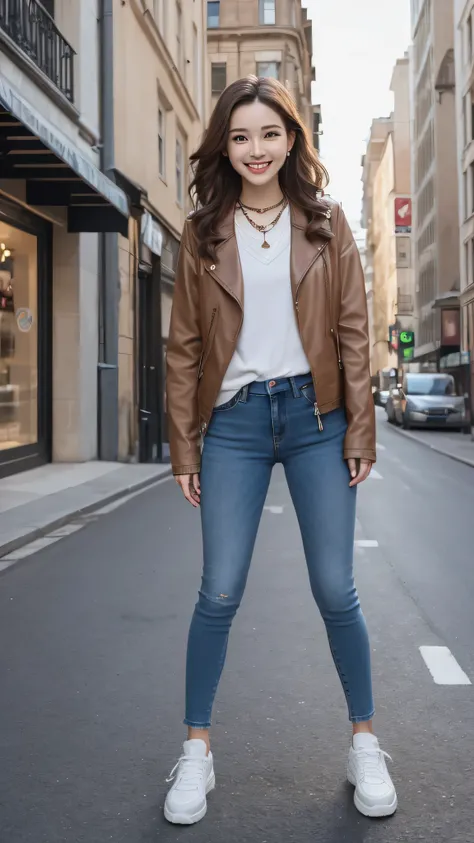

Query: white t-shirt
[216,205,310,407]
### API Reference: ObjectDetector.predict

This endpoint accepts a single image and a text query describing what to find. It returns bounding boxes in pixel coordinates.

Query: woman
[164,76,397,824]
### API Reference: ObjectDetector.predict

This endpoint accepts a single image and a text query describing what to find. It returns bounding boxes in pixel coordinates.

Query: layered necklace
[237,196,288,249]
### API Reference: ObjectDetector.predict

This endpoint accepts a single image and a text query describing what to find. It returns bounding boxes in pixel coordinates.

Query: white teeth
[247,163,270,170]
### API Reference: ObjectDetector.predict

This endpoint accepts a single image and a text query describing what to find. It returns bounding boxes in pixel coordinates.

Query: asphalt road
[0,409,473,843]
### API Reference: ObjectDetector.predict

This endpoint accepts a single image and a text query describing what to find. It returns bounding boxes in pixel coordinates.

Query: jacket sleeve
[336,206,376,463]
[166,220,202,475]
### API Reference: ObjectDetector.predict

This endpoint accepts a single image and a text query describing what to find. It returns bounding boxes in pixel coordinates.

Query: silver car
[390,373,469,432]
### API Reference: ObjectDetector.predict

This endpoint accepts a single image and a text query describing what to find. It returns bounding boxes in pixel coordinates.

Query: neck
[239,176,284,209]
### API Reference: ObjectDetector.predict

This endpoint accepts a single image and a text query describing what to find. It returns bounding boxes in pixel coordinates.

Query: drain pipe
[98,0,119,461]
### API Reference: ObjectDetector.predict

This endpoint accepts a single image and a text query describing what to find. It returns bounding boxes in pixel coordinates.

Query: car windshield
[406,375,456,396]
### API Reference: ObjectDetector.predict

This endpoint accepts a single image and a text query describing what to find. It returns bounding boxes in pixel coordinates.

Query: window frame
[176,133,185,207]
[158,106,166,180]
[211,62,227,95]
[207,1,220,28]
[259,0,276,25]
[256,60,280,80]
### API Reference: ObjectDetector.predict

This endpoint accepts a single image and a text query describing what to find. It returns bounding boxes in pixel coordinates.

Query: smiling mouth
[245,162,272,173]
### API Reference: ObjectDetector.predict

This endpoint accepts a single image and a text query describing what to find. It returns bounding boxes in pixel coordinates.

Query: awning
[0,77,129,236]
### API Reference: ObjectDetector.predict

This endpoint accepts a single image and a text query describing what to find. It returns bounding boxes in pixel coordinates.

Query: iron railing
[0,0,75,101]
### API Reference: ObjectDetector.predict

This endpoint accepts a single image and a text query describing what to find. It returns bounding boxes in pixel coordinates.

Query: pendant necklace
[237,199,288,249]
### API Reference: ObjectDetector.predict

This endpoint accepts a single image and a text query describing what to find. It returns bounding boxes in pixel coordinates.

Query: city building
[111,0,208,462]
[361,55,414,381]
[206,0,320,138]
[0,1,130,478]
[410,0,460,368]
[454,0,474,411]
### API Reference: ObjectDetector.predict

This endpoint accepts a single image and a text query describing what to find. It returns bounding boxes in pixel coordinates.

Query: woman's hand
[175,473,201,507]
[347,458,372,487]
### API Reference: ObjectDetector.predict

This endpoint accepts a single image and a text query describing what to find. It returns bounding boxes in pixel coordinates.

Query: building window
[154,0,166,35]
[193,24,199,105]
[158,107,166,179]
[176,2,183,75]
[211,62,227,94]
[468,13,473,64]
[176,134,185,206]
[257,61,280,79]
[259,0,276,25]
[464,169,469,220]
[207,1,220,28]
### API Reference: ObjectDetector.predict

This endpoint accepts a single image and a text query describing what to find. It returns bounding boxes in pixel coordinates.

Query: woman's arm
[335,206,376,466]
[166,220,202,476]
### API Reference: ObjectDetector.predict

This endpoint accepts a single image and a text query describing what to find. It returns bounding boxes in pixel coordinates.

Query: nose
[249,142,265,159]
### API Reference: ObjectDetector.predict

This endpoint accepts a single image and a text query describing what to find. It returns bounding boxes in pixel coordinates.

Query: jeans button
[269,380,276,387]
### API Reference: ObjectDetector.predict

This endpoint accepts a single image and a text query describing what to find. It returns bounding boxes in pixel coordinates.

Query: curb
[389,424,474,469]
[0,468,173,561]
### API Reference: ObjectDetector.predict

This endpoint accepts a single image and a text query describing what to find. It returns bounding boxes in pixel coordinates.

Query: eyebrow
[229,124,282,132]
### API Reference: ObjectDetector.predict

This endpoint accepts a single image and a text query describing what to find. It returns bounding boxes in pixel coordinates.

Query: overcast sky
[303,0,412,229]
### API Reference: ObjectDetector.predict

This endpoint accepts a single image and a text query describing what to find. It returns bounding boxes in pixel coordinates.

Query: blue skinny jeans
[184,374,374,728]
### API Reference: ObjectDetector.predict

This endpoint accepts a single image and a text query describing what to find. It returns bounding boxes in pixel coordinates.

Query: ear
[222,150,228,157]
[287,130,296,154]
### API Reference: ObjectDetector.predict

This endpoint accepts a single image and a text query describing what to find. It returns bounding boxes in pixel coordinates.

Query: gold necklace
[239,196,285,214]
[237,200,288,249]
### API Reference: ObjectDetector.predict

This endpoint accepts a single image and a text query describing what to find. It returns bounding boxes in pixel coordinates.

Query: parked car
[386,373,469,432]
[373,388,390,407]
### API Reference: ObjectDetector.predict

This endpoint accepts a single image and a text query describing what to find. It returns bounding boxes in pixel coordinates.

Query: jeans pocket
[300,381,316,406]
[213,389,243,412]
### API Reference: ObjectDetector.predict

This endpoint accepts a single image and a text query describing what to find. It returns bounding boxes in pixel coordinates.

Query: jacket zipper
[295,241,330,433]
[198,307,218,380]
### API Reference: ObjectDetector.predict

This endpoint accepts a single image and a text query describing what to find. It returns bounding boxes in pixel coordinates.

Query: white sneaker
[164,739,215,825]
[347,733,397,818]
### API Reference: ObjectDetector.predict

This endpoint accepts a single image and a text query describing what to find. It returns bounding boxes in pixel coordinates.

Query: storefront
[0,197,51,477]
[0,77,129,476]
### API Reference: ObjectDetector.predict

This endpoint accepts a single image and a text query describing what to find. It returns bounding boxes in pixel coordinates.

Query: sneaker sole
[347,770,398,818]
[164,772,216,825]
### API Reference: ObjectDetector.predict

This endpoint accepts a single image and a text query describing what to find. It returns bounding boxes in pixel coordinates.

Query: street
[1,409,473,843]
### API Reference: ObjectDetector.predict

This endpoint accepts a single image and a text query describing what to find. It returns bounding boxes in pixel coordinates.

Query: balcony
[0,0,75,101]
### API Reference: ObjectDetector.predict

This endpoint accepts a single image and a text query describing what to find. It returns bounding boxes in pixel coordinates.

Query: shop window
[0,225,38,452]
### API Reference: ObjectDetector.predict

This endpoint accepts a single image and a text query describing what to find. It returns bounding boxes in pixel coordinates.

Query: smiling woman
[188,75,329,261]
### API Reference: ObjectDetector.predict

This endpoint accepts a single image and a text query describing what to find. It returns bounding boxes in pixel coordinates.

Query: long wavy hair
[189,76,330,261]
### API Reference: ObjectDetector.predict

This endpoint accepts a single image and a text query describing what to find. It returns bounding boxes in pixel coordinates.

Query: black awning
[0,78,129,236]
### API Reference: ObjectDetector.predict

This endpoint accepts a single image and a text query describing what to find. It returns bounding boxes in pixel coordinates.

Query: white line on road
[369,469,383,480]
[376,443,386,451]
[419,646,472,685]
[354,540,379,548]
[264,506,284,515]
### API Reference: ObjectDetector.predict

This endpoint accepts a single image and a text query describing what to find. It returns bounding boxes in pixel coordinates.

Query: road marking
[419,646,471,685]
[369,469,383,480]
[264,506,284,515]
[376,443,386,451]
[354,540,379,548]
[1,536,62,562]
[47,523,84,538]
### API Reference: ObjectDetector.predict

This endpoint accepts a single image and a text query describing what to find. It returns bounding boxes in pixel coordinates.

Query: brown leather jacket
[166,199,375,475]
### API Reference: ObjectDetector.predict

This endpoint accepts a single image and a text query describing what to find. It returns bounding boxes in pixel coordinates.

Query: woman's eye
[232,135,247,143]
[265,131,280,138]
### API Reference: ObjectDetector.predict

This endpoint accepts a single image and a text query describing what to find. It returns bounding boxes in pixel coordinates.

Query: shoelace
[166,755,207,791]
[353,748,393,783]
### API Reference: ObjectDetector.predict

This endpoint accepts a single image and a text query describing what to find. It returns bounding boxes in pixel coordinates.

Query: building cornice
[207,25,308,63]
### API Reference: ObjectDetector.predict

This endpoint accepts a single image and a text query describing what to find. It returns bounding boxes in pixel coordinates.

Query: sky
[303,0,412,229]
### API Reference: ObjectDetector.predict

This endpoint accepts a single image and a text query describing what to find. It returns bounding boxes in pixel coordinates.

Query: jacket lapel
[205,209,244,308]
[290,204,333,299]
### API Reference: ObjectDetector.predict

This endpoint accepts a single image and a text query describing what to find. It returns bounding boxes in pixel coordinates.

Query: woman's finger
[349,460,372,487]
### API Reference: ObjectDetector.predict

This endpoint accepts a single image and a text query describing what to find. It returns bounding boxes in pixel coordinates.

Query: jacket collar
[207,203,333,308]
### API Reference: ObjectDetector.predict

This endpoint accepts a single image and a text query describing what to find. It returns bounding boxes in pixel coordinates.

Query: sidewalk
[392,424,474,468]
[0,461,172,559]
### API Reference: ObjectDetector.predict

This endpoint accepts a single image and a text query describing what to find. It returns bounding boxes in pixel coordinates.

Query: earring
[287,151,290,157]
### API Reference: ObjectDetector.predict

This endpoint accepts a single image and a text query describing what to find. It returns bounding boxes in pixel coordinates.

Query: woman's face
[226,100,294,187]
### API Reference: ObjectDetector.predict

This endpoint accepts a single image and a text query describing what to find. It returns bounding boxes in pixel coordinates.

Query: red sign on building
[394,197,412,233]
